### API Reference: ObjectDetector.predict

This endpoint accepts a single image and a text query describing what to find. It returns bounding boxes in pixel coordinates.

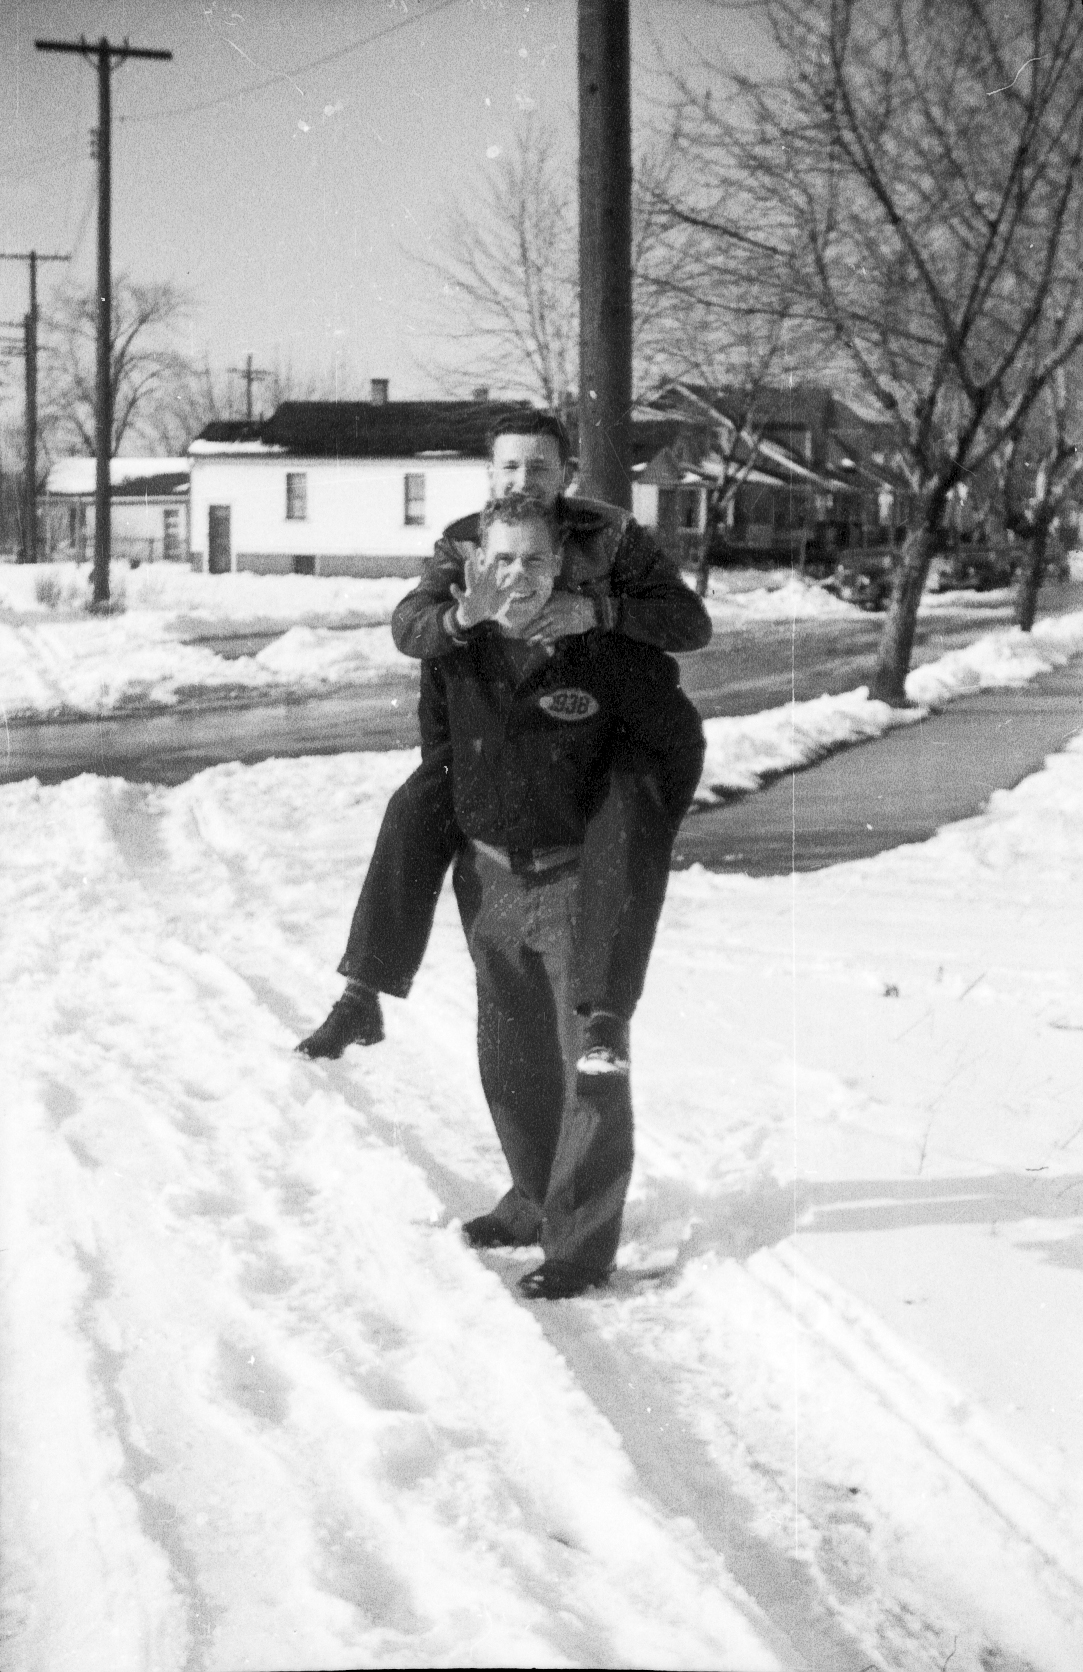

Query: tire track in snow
[102,779,806,1664]
[56,779,782,1667]
[135,769,912,1668]
[71,1242,221,1672]
[87,771,1075,1669]
[601,1244,1082,1670]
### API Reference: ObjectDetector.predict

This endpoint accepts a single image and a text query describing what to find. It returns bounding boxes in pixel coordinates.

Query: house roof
[191,400,539,460]
[196,420,266,445]
[644,381,910,490]
[45,458,190,497]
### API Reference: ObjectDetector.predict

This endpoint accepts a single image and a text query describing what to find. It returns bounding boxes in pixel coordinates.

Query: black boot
[296,988,384,1059]
[462,1213,539,1250]
[518,1260,610,1300]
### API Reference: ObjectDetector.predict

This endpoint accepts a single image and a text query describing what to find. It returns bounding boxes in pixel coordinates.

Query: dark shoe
[296,990,384,1059]
[462,1213,533,1249]
[576,1011,630,1077]
[518,1260,610,1300]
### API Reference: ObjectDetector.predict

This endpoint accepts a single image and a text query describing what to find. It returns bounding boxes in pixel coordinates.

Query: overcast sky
[1,0,767,428]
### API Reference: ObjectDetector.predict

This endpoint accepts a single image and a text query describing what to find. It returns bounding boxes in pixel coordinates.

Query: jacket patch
[538,688,600,722]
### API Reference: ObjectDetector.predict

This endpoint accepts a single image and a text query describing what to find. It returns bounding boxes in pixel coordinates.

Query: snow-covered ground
[3,697,1083,1668]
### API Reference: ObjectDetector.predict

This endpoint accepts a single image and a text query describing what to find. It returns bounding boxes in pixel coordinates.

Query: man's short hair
[485,409,572,466]
[479,491,557,542]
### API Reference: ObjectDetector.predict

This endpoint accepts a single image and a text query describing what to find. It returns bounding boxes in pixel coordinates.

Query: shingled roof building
[188,389,534,578]
[43,457,190,567]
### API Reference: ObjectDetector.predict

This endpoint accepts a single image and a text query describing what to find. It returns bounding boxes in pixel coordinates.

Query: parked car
[823,548,896,611]
[927,544,1017,592]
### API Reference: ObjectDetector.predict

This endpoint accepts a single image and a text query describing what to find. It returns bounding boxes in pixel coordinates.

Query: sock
[344,977,375,1004]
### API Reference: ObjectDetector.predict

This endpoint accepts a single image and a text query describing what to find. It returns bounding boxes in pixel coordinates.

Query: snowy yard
[3,701,1083,1668]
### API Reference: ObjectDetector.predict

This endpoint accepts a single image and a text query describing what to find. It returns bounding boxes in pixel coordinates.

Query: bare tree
[417,117,681,412]
[663,0,1083,701]
[40,275,195,459]
[639,195,819,592]
[997,363,1083,631]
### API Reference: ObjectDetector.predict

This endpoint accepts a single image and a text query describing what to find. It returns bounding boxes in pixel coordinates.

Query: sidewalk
[676,654,1083,874]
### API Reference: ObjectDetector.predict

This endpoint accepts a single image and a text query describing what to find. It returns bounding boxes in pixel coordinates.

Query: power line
[0,0,464,179]
[117,0,464,128]
[65,173,98,267]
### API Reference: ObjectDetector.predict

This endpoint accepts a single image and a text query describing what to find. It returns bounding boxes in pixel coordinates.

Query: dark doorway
[208,505,231,574]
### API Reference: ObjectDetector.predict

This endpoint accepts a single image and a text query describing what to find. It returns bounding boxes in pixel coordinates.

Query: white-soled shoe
[576,1012,630,1076]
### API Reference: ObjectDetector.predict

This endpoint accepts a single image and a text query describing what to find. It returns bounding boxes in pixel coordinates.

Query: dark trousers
[453,845,634,1270]
[339,748,685,1019]
[338,750,459,997]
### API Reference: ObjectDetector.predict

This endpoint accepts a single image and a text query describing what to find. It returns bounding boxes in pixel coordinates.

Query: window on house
[404,472,426,526]
[286,472,308,520]
[163,507,181,561]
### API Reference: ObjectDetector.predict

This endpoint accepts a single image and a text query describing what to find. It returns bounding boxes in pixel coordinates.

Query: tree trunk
[1013,526,1048,633]
[869,524,937,704]
[695,488,724,597]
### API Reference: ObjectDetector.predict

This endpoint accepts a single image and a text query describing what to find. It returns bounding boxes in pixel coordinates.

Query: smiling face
[488,431,566,509]
[482,515,562,635]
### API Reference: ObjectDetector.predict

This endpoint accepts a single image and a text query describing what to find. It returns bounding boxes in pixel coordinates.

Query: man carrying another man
[410,491,704,1296]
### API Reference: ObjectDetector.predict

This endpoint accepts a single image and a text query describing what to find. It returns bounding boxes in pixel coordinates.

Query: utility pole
[577,0,633,509]
[227,353,270,422]
[36,35,172,607]
[0,251,69,563]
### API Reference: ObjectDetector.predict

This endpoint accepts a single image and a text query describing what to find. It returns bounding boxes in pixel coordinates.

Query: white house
[188,391,534,579]
[43,457,190,564]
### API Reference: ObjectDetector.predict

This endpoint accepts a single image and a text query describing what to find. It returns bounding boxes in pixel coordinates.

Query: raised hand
[450,550,519,628]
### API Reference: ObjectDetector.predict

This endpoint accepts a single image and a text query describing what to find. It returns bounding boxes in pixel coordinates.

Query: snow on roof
[46,458,190,497]
[187,439,287,456]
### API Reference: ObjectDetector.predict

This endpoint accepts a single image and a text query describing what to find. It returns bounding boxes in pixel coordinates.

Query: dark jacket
[419,629,705,870]
[393,496,712,660]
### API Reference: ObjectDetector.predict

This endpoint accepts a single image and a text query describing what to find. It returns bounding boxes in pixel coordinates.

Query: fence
[46,531,189,566]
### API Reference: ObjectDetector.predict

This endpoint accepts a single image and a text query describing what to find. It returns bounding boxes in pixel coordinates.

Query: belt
[472,839,582,875]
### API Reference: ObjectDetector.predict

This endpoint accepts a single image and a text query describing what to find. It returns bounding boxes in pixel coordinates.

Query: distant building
[631,383,912,567]
[42,458,190,565]
[188,387,534,579]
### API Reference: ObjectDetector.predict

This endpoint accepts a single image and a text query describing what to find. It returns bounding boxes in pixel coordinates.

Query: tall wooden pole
[0,250,68,563]
[228,352,270,422]
[36,35,173,605]
[26,256,38,564]
[577,0,633,509]
[94,40,112,606]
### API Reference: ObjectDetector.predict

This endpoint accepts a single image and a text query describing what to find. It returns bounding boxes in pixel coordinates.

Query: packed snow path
[3,742,1083,1670]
